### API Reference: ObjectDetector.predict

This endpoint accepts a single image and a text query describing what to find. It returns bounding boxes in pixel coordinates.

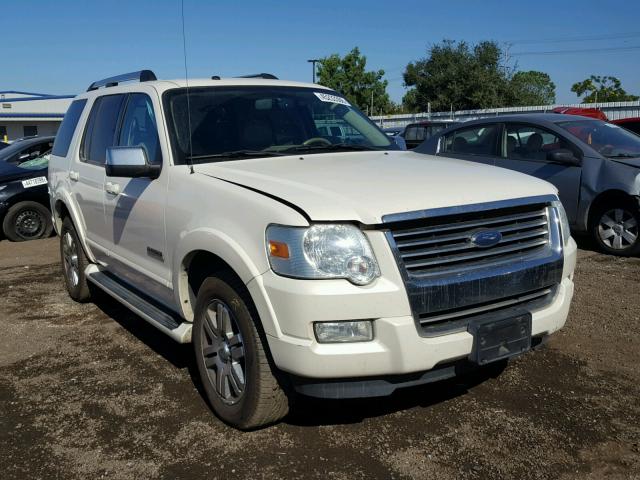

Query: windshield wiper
[606,153,639,158]
[187,150,285,162]
[283,143,382,153]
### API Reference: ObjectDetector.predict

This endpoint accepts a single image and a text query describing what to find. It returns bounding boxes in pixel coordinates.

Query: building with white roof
[0,91,74,142]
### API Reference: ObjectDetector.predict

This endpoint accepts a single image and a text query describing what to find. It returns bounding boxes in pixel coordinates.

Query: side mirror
[547,149,581,166]
[105,146,160,179]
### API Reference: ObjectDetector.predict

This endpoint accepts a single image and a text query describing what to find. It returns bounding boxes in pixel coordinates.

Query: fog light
[314,320,373,343]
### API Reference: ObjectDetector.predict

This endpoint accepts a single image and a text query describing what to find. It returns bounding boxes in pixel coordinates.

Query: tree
[317,47,392,115]
[571,75,639,103]
[402,40,512,112]
[402,40,557,112]
[509,71,556,106]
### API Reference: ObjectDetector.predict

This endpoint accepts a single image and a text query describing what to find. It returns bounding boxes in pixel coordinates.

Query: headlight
[266,224,380,285]
[552,200,571,246]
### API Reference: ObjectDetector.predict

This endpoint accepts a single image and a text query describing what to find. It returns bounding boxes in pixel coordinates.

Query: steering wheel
[303,137,332,147]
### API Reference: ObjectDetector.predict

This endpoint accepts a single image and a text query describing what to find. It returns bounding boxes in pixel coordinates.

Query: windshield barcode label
[21,176,48,188]
[314,92,351,106]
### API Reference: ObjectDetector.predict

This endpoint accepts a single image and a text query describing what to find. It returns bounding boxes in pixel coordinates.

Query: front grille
[418,286,556,336]
[389,203,550,277]
[382,196,564,337]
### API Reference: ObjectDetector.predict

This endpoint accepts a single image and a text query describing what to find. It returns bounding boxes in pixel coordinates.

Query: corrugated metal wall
[372,100,640,128]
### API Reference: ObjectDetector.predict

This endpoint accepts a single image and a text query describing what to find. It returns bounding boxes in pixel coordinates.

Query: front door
[102,92,171,305]
[495,123,582,222]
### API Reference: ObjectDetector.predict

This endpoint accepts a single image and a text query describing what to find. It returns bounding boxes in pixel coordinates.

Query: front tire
[193,275,289,429]
[2,201,53,242]
[60,217,92,302]
[590,201,640,256]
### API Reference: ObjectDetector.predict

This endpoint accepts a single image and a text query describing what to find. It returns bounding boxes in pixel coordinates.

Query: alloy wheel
[62,231,80,287]
[200,300,246,405]
[597,208,638,250]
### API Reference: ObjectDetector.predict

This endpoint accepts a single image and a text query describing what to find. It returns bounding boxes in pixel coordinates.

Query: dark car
[0,141,8,150]
[0,139,54,241]
[612,117,640,136]
[418,114,640,256]
[401,120,459,149]
[0,136,55,164]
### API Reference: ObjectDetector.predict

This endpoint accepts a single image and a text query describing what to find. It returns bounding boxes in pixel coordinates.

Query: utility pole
[370,90,374,117]
[307,59,320,83]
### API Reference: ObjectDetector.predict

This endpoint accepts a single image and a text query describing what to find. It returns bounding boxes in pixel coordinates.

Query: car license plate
[468,313,532,365]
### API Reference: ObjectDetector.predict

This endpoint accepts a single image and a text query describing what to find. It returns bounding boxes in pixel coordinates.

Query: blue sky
[3,0,639,107]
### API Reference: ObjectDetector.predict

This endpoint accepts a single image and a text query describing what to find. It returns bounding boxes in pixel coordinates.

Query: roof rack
[87,70,157,92]
[235,73,278,80]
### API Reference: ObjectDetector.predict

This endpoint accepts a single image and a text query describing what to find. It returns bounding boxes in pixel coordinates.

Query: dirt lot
[1,237,639,480]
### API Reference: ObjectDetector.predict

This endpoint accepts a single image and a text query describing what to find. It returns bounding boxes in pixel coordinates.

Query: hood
[610,157,640,169]
[195,151,558,224]
[0,161,34,184]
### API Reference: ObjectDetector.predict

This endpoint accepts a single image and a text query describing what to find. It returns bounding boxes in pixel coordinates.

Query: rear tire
[590,200,640,256]
[60,217,92,302]
[2,201,53,242]
[193,274,289,429]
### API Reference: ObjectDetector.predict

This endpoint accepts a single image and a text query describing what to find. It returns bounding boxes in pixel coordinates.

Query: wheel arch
[173,229,269,323]
[586,189,639,228]
[52,194,96,262]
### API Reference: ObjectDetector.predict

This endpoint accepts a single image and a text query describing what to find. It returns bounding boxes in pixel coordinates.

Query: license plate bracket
[468,312,532,365]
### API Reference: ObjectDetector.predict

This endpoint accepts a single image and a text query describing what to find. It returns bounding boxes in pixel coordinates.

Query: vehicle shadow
[572,232,600,253]
[91,291,504,427]
[284,366,503,427]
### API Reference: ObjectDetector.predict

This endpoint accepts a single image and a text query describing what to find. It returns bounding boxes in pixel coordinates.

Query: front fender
[172,227,270,321]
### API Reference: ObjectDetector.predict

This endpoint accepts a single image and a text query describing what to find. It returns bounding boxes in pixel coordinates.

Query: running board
[85,266,192,343]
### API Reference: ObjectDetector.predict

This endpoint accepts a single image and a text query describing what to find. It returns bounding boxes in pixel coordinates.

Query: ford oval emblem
[470,230,502,248]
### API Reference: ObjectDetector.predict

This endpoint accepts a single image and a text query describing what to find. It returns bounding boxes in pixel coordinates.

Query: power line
[512,45,640,56]
[506,31,640,45]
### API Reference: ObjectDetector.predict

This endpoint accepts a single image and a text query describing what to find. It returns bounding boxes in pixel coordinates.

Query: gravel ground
[1,236,639,480]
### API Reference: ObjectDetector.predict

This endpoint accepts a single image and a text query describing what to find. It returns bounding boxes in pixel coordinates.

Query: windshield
[163,86,395,164]
[0,139,53,164]
[557,120,640,158]
[16,153,49,170]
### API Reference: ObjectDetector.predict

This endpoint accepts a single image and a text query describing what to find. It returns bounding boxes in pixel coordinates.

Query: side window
[415,127,427,142]
[118,93,162,165]
[505,124,573,161]
[52,99,87,157]
[81,94,126,164]
[405,126,418,141]
[442,124,499,155]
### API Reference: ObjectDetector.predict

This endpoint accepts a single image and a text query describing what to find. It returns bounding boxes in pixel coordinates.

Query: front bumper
[247,235,577,392]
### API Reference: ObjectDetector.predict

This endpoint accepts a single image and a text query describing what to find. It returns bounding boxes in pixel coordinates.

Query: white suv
[49,70,577,429]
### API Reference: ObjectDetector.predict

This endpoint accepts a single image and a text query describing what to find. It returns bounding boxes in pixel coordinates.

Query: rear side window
[442,124,499,156]
[118,93,162,165]
[52,99,87,157]
[81,94,126,164]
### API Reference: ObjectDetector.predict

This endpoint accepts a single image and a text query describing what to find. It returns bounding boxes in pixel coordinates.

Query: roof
[0,90,53,97]
[463,113,602,124]
[78,77,331,98]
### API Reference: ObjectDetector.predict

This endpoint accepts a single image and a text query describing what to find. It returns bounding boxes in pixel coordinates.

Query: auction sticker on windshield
[21,177,48,188]
[314,92,351,106]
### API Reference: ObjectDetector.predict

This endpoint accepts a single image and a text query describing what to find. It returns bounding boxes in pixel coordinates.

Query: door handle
[105,182,121,196]
[69,170,79,182]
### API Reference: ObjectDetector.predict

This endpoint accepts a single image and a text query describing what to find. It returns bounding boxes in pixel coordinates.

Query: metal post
[307,59,319,83]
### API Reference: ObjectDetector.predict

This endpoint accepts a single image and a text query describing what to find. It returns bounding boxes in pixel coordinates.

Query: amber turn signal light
[269,241,290,259]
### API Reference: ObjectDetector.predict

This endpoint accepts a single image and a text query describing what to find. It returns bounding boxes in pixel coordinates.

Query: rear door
[71,94,126,262]
[437,123,501,166]
[495,123,582,221]
[102,92,171,304]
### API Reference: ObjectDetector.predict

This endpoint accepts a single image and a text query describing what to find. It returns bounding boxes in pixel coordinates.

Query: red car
[612,117,640,135]
[551,106,608,121]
